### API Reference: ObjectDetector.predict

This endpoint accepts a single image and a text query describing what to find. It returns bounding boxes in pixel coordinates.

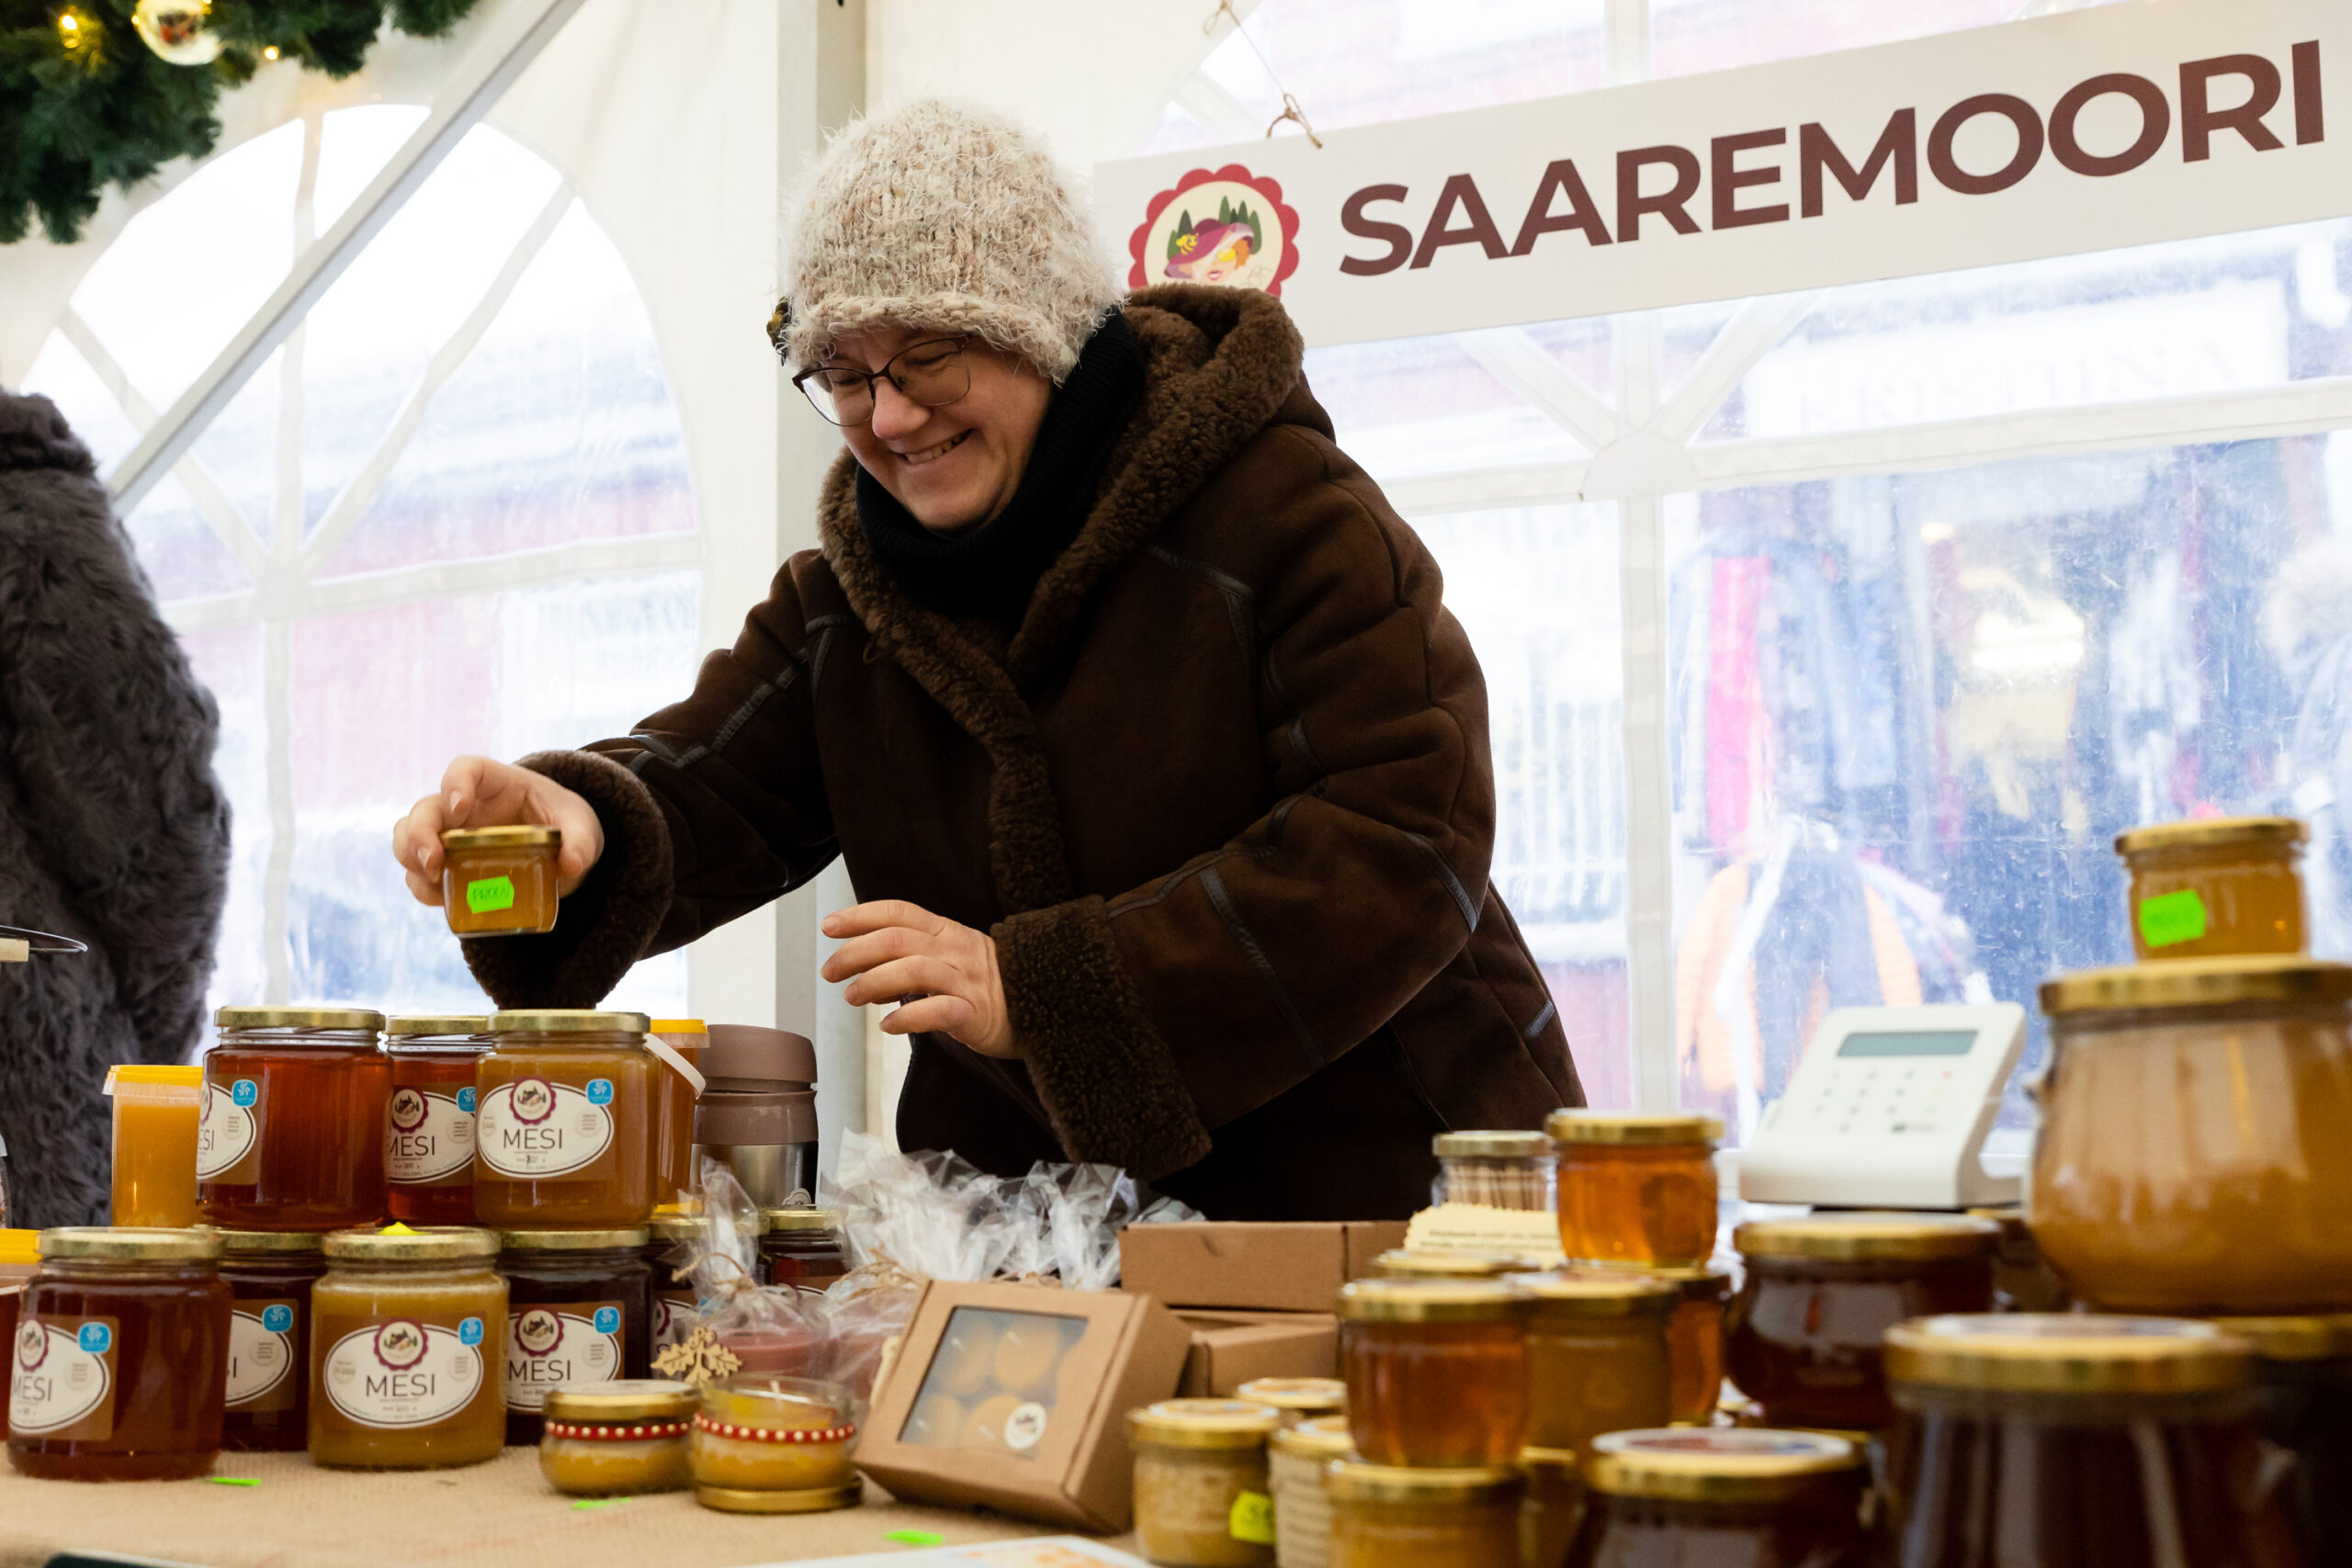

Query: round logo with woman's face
[389,1088,429,1133]
[514,1308,563,1357]
[509,1077,555,1124]
[15,1318,47,1372]
[1128,164,1301,295]
[372,1320,428,1371]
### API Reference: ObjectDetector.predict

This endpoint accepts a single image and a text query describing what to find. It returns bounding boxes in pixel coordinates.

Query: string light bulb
[56,7,85,45]
[263,46,279,60]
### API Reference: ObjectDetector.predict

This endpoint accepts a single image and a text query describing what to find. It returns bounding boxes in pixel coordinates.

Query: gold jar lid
[1545,1110,1724,1146]
[39,1226,222,1263]
[1634,1263,1735,1302]
[2205,1314,2352,1362]
[647,1212,703,1245]
[695,1482,863,1514]
[1516,1271,1680,1316]
[441,825,561,850]
[1271,1414,1353,1459]
[1586,1428,1861,1501]
[490,1009,652,1034]
[762,1208,841,1234]
[216,1005,384,1032]
[2113,817,2306,855]
[2039,955,2352,1016]
[542,1378,699,1423]
[323,1225,501,1264]
[1884,1314,2254,1394]
[1324,1459,1524,1506]
[1127,1398,1284,1450]
[1368,1248,1529,1280]
[1433,1130,1555,1159]
[1735,1212,1998,1262]
[1336,1278,1533,1324]
[1520,1445,1580,1478]
[207,1228,330,1255]
[499,1228,651,1252]
[384,1015,491,1037]
[1236,1377,1345,1415]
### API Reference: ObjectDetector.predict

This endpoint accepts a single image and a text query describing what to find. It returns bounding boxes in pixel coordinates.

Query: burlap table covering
[0,1449,1136,1567]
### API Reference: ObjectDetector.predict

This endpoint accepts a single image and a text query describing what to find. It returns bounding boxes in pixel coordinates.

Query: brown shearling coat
[464,284,1581,1219]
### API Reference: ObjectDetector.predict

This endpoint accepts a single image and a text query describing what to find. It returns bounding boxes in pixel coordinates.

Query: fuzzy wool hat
[776,101,1125,384]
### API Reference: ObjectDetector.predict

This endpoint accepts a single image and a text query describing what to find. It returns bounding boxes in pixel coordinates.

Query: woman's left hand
[820,899,1014,1057]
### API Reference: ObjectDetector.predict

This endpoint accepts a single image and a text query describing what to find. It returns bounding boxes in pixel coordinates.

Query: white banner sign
[1094,0,2349,346]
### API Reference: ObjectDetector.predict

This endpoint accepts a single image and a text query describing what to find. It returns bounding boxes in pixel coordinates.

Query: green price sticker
[1229,1491,1275,1544]
[466,875,516,916]
[2138,887,2210,949]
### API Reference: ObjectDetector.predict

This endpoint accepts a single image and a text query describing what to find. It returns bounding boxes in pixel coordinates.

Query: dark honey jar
[1564,1427,1873,1566]
[384,1016,492,1226]
[2209,1313,2352,1568]
[215,1228,330,1452]
[497,1228,652,1446]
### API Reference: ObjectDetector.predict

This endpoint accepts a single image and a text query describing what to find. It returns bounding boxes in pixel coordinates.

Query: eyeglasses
[792,335,973,426]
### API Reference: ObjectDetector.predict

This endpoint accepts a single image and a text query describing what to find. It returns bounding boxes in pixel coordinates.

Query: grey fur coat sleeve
[0,391,230,1227]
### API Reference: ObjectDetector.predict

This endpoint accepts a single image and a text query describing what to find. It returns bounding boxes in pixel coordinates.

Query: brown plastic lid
[703,1025,819,1087]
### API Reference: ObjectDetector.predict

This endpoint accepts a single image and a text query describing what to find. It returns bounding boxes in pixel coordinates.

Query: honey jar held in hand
[439,826,560,937]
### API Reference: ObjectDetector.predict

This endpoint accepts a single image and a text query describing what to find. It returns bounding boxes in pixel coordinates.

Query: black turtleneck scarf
[856,310,1145,623]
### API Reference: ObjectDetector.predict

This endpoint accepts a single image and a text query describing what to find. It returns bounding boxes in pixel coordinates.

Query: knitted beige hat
[778,101,1124,384]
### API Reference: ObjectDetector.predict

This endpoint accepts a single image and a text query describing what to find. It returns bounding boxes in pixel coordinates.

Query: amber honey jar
[383,1016,491,1226]
[646,1210,702,1351]
[2033,957,2352,1314]
[1366,1249,1528,1281]
[1516,1272,1677,1457]
[1726,1211,1996,1432]
[6,1227,232,1481]
[198,1007,389,1232]
[1564,1428,1872,1566]
[1270,1416,1352,1568]
[1520,1448,1584,1568]
[1548,1111,1721,1268]
[538,1377,696,1496]
[1339,1278,1532,1468]
[648,1020,707,1209]
[759,1207,849,1291]
[474,1010,657,1228]
[1641,1265,1732,1424]
[309,1226,505,1470]
[104,1065,202,1228]
[1326,1460,1524,1568]
[439,825,560,936]
[691,1373,862,1514]
[1883,1314,2291,1566]
[2210,1313,2352,1566]
[1433,1130,1557,1212]
[2116,816,2305,959]
[498,1228,651,1446]
[1129,1398,1283,1568]
[215,1228,329,1452]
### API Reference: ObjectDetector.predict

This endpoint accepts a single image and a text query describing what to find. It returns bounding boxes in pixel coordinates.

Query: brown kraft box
[1176,1310,1339,1397]
[854,1279,1194,1532]
[1117,1220,1409,1312]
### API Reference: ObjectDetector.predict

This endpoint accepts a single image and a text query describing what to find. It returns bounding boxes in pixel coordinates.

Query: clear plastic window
[898,1308,1087,1459]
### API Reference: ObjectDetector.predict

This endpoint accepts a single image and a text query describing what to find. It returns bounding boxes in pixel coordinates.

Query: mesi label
[478,1076,614,1178]
[226,1301,299,1411]
[386,1087,478,1184]
[322,1319,485,1428]
[10,1316,118,1440]
[503,1301,624,1412]
[197,1078,260,1182]
[2138,887,2210,949]
[1003,1400,1049,1453]
[466,876,516,915]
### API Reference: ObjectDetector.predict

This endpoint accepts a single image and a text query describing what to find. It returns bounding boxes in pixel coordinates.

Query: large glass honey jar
[1515,1272,1676,1457]
[1326,1461,1524,1568]
[215,1228,329,1452]
[198,1007,389,1232]
[2211,1312,2352,1567]
[1548,1111,1721,1268]
[383,1016,492,1226]
[473,1010,656,1228]
[2033,957,2352,1313]
[1883,1314,2294,1567]
[1564,1428,1872,1566]
[2115,817,2305,960]
[1338,1278,1532,1468]
[6,1227,232,1481]
[1725,1212,1996,1432]
[497,1228,651,1447]
[309,1226,505,1469]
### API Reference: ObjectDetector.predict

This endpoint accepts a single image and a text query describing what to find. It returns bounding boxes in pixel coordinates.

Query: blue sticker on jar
[232,1079,258,1108]
[457,1087,477,1113]
[78,1323,112,1354]
[593,1306,621,1335]
[458,1316,484,1346]
[586,1078,613,1106]
[262,1304,294,1333]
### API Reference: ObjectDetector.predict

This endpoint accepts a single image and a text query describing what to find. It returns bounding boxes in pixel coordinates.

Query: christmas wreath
[2,1,482,246]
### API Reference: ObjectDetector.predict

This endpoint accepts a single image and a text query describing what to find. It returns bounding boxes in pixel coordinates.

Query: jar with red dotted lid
[537,1378,695,1495]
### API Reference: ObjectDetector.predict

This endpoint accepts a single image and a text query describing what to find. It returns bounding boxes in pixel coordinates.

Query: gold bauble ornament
[132,0,224,67]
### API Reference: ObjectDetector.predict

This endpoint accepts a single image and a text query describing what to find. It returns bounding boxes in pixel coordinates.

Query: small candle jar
[690,1374,862,1514]
[1338,1279,1532,1468]
[1235,1377,1345,1428]
[309,1226,505,1470]
[1547,1111,1721,1269]
[1326,1460,1524,1568]
[759,1207,849,1291]
[2116,816,2306,959]
[1269,1416,1351,1568]
[2209,1313,2352,1566]
[498,1228,652,1446]
[646,1211,702,1352]
[383,1016,492,1226]
[1516,1273,1677,1457]
[198,1007,390,1232]
[1566,1428,1871,1566]
[215,1228,330,1452]
[1519,1447,1585,1568]
[1129,1398,1283,1568]
[439,825,560,936]
[104,1065,202,1228]
[1432,1131,1557,1212]
[1726,1211,1996,1432]
[538,1378,697,1496]
[474,1010,657,1228]
[1366,1249,1528,1281]
[6,1227,232,1481]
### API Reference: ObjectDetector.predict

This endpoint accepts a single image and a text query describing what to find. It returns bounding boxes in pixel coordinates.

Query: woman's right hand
[392,755,604,908]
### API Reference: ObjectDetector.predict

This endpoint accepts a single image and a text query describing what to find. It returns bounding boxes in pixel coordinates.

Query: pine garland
[1,0,482,245]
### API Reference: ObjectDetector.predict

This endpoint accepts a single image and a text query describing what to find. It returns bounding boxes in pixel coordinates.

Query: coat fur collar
[816,285,1306,915]
[0,393,98,478]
